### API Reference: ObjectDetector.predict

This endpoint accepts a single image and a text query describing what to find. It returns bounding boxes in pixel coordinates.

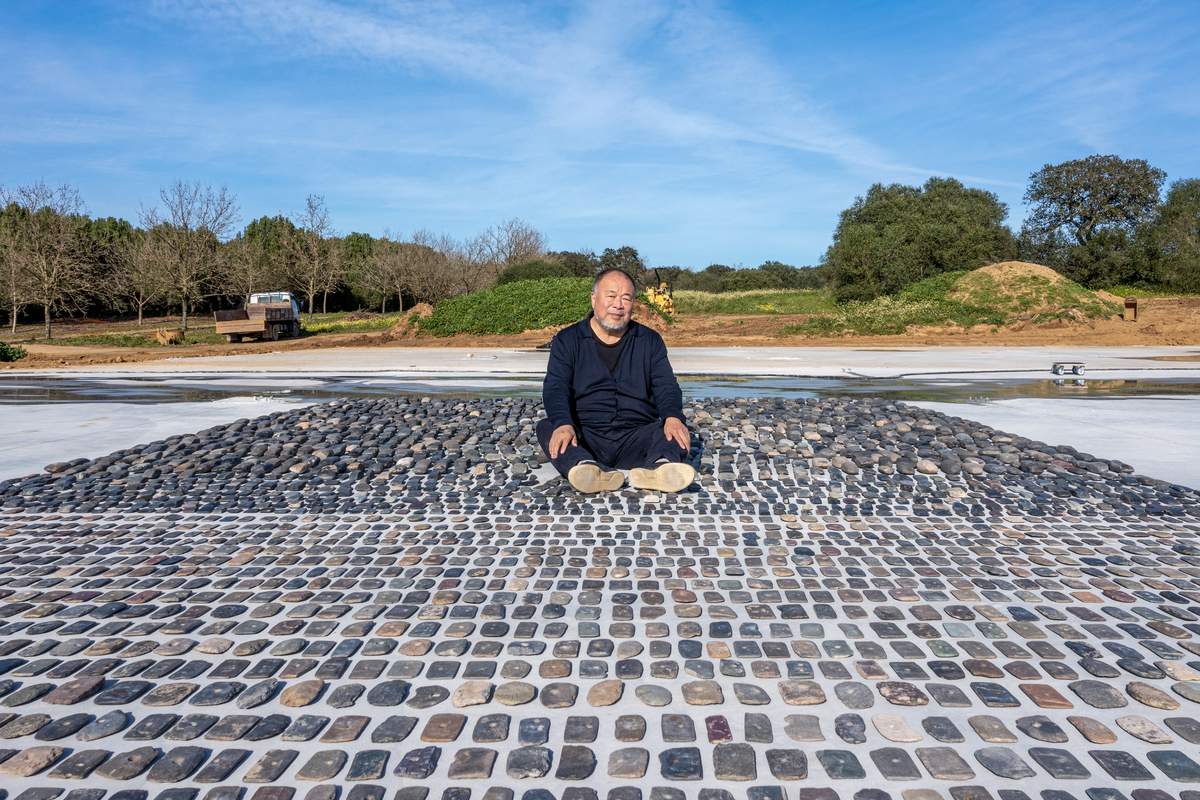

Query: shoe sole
[630,463,696,492]
[567,463,625,493]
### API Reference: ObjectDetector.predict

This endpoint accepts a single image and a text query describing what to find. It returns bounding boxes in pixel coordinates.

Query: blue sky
[2,1,1198,267]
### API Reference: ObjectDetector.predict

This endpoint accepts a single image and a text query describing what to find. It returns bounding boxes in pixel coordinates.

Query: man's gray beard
[596,316,629,334]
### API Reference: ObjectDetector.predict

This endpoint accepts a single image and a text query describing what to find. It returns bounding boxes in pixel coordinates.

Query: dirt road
[4,297,1198,371]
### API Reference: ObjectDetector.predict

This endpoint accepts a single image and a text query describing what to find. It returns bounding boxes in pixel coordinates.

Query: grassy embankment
[672,289,836,315]
[786,268,1120,336]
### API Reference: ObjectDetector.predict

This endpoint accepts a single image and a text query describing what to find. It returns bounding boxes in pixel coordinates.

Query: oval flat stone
[296,749,347,781]
[778,680,825,705]
[191,681,244,706]
[35,713,94,741]
[0,713,50,738]
[873,714,922,742]
[1172,681,1200,703]
[682,681,723,705]
[732,683,770,705]
[280,679,325,707]
[878,681,928,706]
[44,675,105,705]
[1067,715,1117,744]
[95,745,161,779]
[1069,679,1127,709]
[236,679,281,709]
[586,680,623,707]
[407,686,450,709]
[0,746,64,777]
[834,714,866,744]
[870,747,921,780]
[78,710,130,741]
[540,682,577,709]
[1127,681,1179,710]
[1015,715,1068,743]
[1028,747,1091,779]
[915,747,975,781]
[495,682,536,706]
[143,682,197,706]
[452,680,493,708]
[1116,714,1172,743]
[834,682,874,709]
[147,745,207,782]
[635,685,672,707]
[974,746,1035,779]
[968,715,1016,743]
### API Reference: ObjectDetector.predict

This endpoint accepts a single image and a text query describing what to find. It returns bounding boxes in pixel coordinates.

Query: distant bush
[496,259,577,285]
[673,262,825,293]
[824,177,1016,302]
[422,277,593,336]
[673,289,836,315]
[0,342,27,361]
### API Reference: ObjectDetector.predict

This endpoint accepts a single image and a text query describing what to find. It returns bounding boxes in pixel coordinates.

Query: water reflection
[2,373,1199,405]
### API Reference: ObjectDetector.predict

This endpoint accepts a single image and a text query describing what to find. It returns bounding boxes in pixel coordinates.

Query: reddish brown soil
[4,298,1199,371]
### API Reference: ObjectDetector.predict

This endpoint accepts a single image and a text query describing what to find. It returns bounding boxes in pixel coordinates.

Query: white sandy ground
[911,396,1200,489]
[0,396,317,480]
[9,345,1200,378]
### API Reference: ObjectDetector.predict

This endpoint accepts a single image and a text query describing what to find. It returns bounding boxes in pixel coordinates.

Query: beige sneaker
[630,462,696,492]
[567,462,625,493]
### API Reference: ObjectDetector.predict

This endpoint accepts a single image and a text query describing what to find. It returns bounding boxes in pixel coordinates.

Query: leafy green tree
[1021,154,1165,287]
[824,177,1016,301]
[1142,178,1200,292]
[1024,154,1165,246]
[496,259,575,284]
[339,231,377,307]
[546,250,599,277]
[599,246,646,281]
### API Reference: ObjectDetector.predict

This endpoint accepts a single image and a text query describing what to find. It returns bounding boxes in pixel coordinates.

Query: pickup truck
[214,292,302,342]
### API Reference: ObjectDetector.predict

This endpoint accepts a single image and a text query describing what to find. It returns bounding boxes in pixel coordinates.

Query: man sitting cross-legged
[537,268,696,493]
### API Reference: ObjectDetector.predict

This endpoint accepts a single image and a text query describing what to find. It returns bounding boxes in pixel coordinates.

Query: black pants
[536,418,686,477]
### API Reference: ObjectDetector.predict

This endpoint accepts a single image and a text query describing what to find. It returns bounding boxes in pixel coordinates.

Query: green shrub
[423,277,593,336]
[496,259,577,285]
[303,313,405,334]
[0,342,27,362]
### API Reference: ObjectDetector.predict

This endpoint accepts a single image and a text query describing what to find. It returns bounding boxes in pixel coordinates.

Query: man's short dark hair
[592,268,637,293]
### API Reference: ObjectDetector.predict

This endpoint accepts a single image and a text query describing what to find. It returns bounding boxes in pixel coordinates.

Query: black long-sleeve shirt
[542,316,684,436]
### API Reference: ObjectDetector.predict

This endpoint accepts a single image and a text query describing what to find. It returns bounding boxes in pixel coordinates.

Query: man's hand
[664,417,690,452]
[549,424,578,459]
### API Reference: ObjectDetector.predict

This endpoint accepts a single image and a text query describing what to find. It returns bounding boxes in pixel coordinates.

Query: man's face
[591,273,635,334]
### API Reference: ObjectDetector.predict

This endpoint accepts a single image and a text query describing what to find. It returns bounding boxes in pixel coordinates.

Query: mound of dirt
[950,260,1120,323]
[633,300,671,335]
[387,303,434,339]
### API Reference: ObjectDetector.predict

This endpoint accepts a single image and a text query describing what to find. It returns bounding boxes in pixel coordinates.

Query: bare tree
[362,232,451,310]
[146,180,238,331]
[221,234,273,303]
[6,182,93,339]
[109,227,169,326]
[480,217,546,266]
[289,194,342,315]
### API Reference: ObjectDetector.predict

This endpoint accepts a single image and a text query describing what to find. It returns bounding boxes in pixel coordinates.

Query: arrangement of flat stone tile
[0,396,1199,800]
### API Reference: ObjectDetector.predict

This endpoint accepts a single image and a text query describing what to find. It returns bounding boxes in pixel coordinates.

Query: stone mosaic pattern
[0,397,1199,800]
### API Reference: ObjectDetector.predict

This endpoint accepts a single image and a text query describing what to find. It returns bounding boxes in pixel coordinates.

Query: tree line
[0,180,548,338]
[3,153,1197,337]
[823,155,1200,301]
